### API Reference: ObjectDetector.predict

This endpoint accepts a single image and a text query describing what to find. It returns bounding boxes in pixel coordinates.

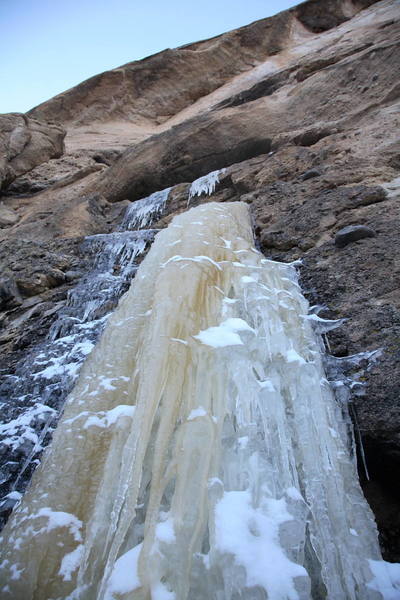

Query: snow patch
[104,544,142,599]
[162,255,222,271]
[367,559,400,600]
[155,519,176,544]
[286,349,306,365]
[194,318,254,348]
[32,508,82,542]
[59,545,84,581]
[83,406,135,429]
[214,490,307,599]
[170,338,188,346]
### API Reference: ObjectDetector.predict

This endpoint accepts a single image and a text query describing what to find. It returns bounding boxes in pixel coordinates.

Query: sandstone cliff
[0,0,399,561]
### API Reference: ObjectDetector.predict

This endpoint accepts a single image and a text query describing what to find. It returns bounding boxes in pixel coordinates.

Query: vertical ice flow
[1,202,399,599]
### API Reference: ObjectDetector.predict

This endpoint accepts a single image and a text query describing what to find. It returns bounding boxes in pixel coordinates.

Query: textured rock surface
[0,0,400,561]
[0,114,65,191]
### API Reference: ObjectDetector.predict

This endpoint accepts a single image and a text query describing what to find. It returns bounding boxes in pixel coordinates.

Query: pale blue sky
[0,0,299,114]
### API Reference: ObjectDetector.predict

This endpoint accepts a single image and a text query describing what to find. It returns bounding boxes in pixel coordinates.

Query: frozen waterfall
[0,202,399,599]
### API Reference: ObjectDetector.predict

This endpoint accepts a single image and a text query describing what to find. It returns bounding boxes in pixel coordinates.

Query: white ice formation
[188,169,225,203]
[0,202,399,599]
[121,187,171,230]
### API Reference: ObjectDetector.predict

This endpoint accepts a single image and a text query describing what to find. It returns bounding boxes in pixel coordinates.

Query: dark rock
[94,127,272,202]
[16,273,51,297]
[216,68,295,109]
[45,268,66,287]
[91,149,121,166]
[334,225,376,248]
[293,127,334,147]
[0,278,22,309]
[301,168,321,181]
[293,0,349,33]
[5,179,46,195]
[64,270,82,282]
[356,186,387,206]
[260,230,298,251]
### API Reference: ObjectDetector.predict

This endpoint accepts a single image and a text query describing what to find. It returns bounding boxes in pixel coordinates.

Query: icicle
[302,313,346,335]
[187,169,225,206]
[0,202,398,600]
[121,188,171,230]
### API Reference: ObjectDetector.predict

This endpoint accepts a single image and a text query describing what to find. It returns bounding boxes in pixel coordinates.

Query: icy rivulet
[0,202,398,599]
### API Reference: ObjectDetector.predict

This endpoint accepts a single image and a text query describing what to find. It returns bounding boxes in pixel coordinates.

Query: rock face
[0,114,65,191]
[1,0,400,561]
[90,7,399,203]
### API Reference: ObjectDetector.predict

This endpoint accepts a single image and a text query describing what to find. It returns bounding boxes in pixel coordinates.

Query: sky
[0,0,299,114]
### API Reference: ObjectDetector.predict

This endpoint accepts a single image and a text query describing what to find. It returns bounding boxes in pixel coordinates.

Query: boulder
[0,114,65,191]
[334,224,376,247]
[0,205,18,227]
[301,168,321,181]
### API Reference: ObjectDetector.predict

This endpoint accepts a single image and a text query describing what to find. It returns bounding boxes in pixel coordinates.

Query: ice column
[0,202,398,600]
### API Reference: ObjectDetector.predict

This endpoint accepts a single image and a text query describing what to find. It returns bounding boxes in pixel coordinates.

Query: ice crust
[0,202,398,599]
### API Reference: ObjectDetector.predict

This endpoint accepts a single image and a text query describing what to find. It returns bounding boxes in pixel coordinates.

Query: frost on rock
[188,169,225,204]
[0,202,398,599]
[121,188,171,230]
